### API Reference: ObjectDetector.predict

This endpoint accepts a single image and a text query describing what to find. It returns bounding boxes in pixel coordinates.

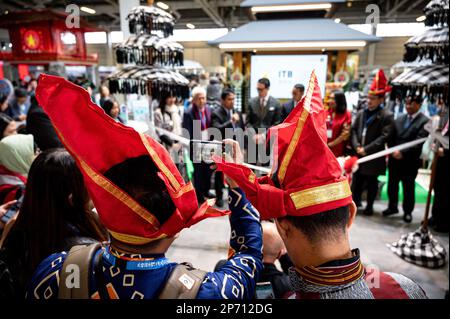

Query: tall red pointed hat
[36,74,229,245]
[214,71,352,220]
[368,68,391,95]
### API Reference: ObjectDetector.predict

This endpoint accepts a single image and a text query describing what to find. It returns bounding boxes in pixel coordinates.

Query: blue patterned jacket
[27,188,263,299]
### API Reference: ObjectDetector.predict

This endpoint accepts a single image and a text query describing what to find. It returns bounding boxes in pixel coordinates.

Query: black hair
[221,88,235,100]
[258,78,270,89]
[284,205,350,243]
[104,155,176,225]
[294,84,305,93]
[0,113,14,139]
[102,99,115,117]
[3,149,107,293]
[0,94,8,104]
[14,88,27,98]
[407,95,423,105]
[333,90,347,114]
[158,91,175,114]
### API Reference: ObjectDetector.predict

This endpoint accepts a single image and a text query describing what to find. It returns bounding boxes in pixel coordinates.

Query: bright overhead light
[156,2,169,10]
[80,6,96,14]
[334,18,341,23]
[251,3,332,13]
[416,15,426,22]
[218,41,367,50]
[186,23,195,29]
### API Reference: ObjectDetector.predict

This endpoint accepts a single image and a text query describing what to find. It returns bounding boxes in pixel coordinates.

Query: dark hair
[0,94,7,104]
[407,95,423,104]
[221,88,235,100]
[294,84,305,93]
[333,90,347,114]
[258,78,270,89]
[0,113,14,139]
[104,155,176,225]
[158,91,175,114]
[14,88,27,98]
[3,149,107,289]
[102,99,116,117]
[284,205,349,243]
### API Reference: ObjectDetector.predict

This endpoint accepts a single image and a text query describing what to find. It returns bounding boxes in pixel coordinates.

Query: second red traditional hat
[368,68,391,96]
[36,74,229,245]
[214,71,353,220]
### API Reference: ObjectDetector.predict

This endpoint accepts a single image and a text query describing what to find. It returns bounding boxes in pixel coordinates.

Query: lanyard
[103,247,169,271]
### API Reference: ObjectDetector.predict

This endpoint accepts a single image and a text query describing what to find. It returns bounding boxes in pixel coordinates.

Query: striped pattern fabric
[424,0,449,27]
[404,27,449,63]
[115,35,184,66]
[406,27,448,47]
[392,64,448,86]
[107,66,189,99]
[127,6,175,37]
[388,228,447,269]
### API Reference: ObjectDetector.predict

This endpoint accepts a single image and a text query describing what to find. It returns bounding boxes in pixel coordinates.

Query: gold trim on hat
[277,72,316,185]
[289,180,352,210]
[139,133,181,191]
[109,230,167,245]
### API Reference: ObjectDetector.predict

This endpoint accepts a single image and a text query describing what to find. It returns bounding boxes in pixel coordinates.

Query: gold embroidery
[289,180,352,210]
[171,182,194,199]
[277,72,316,185]
[248,171,256,183]
[109,230,167,245]
[139,133,181,191]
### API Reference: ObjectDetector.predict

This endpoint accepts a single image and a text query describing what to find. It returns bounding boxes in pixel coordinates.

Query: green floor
[378,172,432,204]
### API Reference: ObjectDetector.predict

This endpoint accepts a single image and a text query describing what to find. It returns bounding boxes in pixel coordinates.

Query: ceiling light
[218,41,367,50]
[251,3,332,13]
[416,15,426,22]
[186,23,195,29]
[156,2,169,10]
[80,6,96,14]
[334,18,341,23]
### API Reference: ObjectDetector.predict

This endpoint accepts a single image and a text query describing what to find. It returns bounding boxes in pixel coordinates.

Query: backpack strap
[58,243,102,299]
[158,263,207,299]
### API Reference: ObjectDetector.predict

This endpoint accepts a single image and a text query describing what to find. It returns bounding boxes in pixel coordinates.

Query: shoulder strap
[58,243,102,299]
[158,263,207,299]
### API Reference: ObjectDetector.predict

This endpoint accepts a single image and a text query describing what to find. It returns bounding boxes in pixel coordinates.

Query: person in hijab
[0,134,36,204]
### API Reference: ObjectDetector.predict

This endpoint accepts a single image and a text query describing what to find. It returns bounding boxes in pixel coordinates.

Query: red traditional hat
[368,68,391,96]
[213,71,352,220]
[36,74,229,245]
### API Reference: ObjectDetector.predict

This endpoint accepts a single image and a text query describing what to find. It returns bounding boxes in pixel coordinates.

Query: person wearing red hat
[213,71,426,299]
[26,74,263,300]
[350,69,395,216]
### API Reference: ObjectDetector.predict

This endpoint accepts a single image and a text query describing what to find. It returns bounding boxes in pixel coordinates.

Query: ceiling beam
[194,0,225,27]
[404,0,425,13]
[167,0,239,10]
[386,0,409,17]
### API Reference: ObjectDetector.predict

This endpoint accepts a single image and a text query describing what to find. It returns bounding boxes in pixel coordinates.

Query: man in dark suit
[246,78,281,165]
[281,84,304,122]
[26,95,62,151]
[182,86,213,203]
[383,95,429,223]
[350,69,395,216]
[211,89,244,206]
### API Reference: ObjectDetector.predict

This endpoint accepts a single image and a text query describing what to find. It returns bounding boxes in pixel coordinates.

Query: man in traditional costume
[213,71,427,299]
[27,74,263,299]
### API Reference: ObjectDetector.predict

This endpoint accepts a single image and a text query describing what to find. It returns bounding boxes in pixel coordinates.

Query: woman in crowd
[0,149,107,298]
[101,99,124,123]
[154,91,183,159]
[327,90,352,157]
[0,114,18,140]
[99,85,111,108]
[0,134,35,205]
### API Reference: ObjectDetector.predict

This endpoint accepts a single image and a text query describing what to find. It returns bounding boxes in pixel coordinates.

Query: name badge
[327,129,333,139]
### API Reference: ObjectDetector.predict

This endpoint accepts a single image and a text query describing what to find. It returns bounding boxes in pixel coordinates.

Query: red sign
[22,29,41,51]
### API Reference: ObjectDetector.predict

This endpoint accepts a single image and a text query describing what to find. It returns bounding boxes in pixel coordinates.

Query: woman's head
[329,90,347,114]
[0,134,35,176]
[102,99,120,119]
[159,91,176,113]
[0,113,17,140]
[4,149,106,275]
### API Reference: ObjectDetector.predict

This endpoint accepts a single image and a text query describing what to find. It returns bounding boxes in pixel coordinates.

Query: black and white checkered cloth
[424,0,449,27]
[388,228,447,268]
[392,64,449,86]
[107,66,189,98]
[404,27,449,63]
[406,27,448,47]
[115,35,184,66]
[127,6,175,37]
